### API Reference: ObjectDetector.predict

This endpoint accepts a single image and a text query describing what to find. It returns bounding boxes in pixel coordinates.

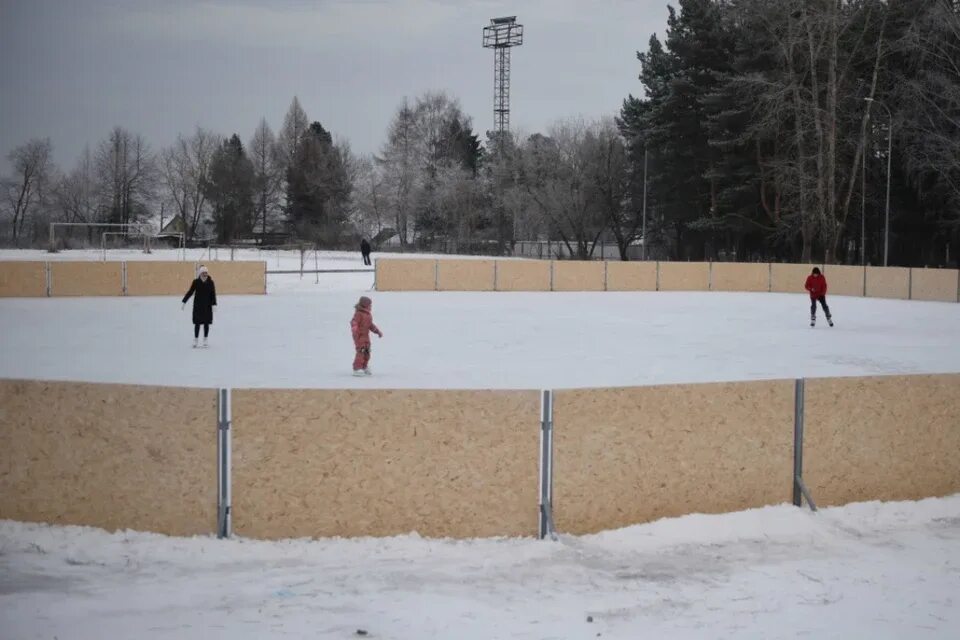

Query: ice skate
[202,337,209,348]
[827,316,834,327]
[352,369,365,377]
[192,337,198,348]
[363,368,372,376]
[810,316,816,327]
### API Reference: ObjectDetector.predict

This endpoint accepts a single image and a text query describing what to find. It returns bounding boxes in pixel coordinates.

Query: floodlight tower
[483,16,523,136]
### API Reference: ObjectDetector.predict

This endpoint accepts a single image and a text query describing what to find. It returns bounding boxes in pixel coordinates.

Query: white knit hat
[198,265,208,275]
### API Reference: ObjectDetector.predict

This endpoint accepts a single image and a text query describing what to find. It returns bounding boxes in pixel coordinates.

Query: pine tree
[204,134,255,243]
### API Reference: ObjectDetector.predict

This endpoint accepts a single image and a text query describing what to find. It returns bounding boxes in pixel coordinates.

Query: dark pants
[362,252,371,266]
[810,296,831,319]
[194,323,210,338]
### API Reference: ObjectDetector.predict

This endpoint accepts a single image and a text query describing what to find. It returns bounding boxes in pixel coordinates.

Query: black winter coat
[360,239,371,255]
[183,277,217,325]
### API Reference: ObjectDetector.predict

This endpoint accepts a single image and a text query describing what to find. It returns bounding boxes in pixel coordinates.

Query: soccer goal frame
[49,222,154,253]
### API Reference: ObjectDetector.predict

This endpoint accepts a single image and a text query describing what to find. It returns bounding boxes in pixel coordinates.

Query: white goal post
[49,222,155,253]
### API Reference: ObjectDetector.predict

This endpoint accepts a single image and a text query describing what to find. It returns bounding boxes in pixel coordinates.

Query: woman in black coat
[182,265,217,347]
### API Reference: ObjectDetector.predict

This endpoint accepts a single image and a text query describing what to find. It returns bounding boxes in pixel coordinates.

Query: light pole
[864,97,892,266]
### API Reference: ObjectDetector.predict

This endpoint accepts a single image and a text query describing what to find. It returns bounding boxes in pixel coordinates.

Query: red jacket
[805,274,828,299]
[351,308,381,346]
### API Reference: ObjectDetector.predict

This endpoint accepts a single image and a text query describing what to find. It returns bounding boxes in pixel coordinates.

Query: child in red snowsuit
[351,296,383,376]
[804,267,833,327]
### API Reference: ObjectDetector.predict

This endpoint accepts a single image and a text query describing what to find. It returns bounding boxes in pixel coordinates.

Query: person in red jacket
[804,267,833,327]
[351,295,383,376]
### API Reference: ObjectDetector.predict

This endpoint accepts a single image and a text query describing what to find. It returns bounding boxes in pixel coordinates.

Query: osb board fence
[375,259,437,291]
[0,379,217,536]
[552,261,606,291]
[770,263,822,294]
[205,261,267,295]
[232,389,540,539]
[712,262,769,292]
[0,261,46,297]
[823,265,864,297]
[375,259,958,303]
[50,261,122,296]
[437,259,495,291]
[494,260,551,291]
[126,261,197,295]
[605,261,657,291]
[552,380,794,535]
[657,261,711,291]
[865,266,909,300]
[803,374,960,507]
[910,268,959,303]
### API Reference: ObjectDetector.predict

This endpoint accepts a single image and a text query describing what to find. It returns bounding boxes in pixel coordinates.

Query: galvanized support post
[603,261,609,291]
[793,378,804,507]
[217,388,232,538]
[792,378,817,511]
[493,260,498,291]
[538,389,555,540]
[45,262,52,297]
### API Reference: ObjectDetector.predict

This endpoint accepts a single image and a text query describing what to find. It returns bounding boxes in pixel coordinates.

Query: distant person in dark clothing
[360,238,372,266]
[182,265,217,348]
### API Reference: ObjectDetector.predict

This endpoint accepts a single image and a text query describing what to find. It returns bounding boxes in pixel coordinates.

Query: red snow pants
[353,343,371,371]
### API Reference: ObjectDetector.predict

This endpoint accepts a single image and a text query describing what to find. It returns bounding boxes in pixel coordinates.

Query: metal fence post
[792,378,817,511]
[45,262,52,297]
[217,388,232,538]
[539,389,555,540]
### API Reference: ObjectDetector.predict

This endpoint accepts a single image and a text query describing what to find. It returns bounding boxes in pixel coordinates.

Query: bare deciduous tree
[160,128,219,240]
[95,127,155,227]
[3,138,53,245]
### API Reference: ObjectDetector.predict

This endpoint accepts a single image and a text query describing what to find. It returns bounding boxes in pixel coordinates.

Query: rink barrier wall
[865,266,910,300]
[436,259,496,291]
[49,261,123,296]
[551,260,606,292]
[372,259,959,303]
[231,389,541,539]
[770,263,823,294]
[605,261,658,291]
[493,259,552,291]
[0,379,217,536]
[803,374,960,506]
[0,260,267,297]
[1,372,958,539]
[374,258,437,291]
[0,261,47,297]
[821,264,865,297]
[656,261,712,291]
[711,262,770,292]
[909,268,960,302]
[552,380,795,535]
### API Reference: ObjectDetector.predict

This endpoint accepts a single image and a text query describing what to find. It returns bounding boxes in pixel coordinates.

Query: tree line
[3,0,957,265]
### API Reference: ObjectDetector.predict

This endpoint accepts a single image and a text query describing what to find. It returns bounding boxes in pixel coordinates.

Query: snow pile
[2,496,959,639]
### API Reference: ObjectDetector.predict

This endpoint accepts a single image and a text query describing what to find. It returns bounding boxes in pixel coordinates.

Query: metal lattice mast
[483,16,523,136]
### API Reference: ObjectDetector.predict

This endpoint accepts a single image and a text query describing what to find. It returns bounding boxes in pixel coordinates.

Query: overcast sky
[0,0,666,170]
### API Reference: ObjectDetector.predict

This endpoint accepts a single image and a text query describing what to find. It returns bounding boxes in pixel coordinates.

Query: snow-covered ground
[0,281,958,388]
[2,497,959,639]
